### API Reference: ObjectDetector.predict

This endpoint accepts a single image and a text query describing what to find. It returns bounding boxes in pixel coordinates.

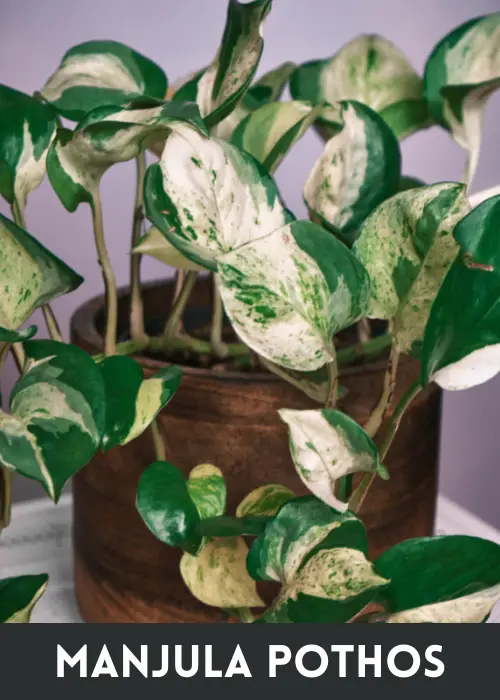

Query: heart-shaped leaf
[421,195,500,390]
[290,35,429,140]
[218,219,371,371]
[0,574,48,623]
[47,99,206,211]
[375,535,500,623]
[353,183,470,353]
[0,340,105,501]
[40,40,167,121]
[304,101,401,246]
[423,13,500,185]
[236,484,295,518]
[101,356,181,450]
[187,464,226,520]
[0,214,82,331]
[0,85,58,211]
[279,408,386,511]
[133,226,204,270]
[0,325,37,343]
[144,129,287,272]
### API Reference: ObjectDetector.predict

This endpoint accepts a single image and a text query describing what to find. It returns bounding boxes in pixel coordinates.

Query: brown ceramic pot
[71,279,440,623]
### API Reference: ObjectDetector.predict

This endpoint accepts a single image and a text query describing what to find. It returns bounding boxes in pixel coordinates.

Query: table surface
[1,494,500,623]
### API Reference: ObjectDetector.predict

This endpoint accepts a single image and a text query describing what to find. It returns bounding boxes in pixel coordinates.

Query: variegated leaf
[0,340,105,501]
[236,484,295,518]
[304,101,401,246]
[232,100,325,173]
[0,214,82,331]
[290,35,429,140]
[41,40,167,121]
[101,356,181,450]
[353,183,470,353]
[421,195,500,391]
[187,464,226,520]
[47,100,206,211]
[0,574,49,623]
[259,359,332,403]
[0,325,37,343]
[133,226,204,270]
[424,13,500,185]
[144,129,287,272]
[0,85,58,211]
[180,536,265,609]
[279,408,386,512]
[218,220,370,371]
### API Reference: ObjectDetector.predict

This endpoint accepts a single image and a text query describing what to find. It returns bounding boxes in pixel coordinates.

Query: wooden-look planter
[71,279,441,623]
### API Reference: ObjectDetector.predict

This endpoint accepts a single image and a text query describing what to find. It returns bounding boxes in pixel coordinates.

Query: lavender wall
[2,0,500,526]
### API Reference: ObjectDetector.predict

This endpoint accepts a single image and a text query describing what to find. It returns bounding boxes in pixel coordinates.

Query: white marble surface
[1,494,499,623]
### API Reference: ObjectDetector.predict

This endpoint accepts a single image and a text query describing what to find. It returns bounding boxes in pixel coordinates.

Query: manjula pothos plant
[1,2,500,623]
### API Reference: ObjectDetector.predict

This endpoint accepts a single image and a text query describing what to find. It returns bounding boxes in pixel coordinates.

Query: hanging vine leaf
[187,464,226,520]
[101,356,181,450]
[304,101,401,246]
[0,214,82,331]
[0,325,37,343]
[218,219,370,371]
[0,340,105,501]
[144,129,287,272]
[421,195,500,390]
[133,226,204,271]
[40,40,167,121]
[0,574,48,623]
[353,183,470,353]
[236,484,295,518]
[47,99,206,212]
[423,13,500,186]
[290,35,429,140]
[0,85,58,211]
[279,408,387,511]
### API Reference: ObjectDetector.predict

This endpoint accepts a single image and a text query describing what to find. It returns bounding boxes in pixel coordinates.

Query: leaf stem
[92,193,118,356]
[10,342,25,373]
[163,271,198,346]
[325,352,339,409]
[129,151,147,342]
[0,468,13,533]
[363,335,400,438]
[210,275,229,359]
[233,608,256,623]
[150,419,166,461]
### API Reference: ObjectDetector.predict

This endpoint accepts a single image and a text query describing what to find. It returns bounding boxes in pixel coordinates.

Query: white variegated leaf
[236,484,295,518]
[0,574,49,623]
[187,464,226,520]
[133,226,204,270]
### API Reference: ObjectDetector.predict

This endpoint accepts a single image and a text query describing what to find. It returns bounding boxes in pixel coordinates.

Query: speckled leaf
[133,226,204,270]
[0,340,105,501]
[136,460,202,555]
[101,356,181,450]
[0,214,82,331]
[375,535,500,623]
[279,408,386,511]
[353,183,470,352]
[0,85,58,211]
[424,14,500,185]
[187,464,226,520]
[232,100,324,173]
[41,40,167,121]
[236,484,295,518]
[0,325,37,342]
[0,574,48,623]
[421,195,500,390]
[290,35,429,140]
[304,101,401,246]
[144,129,287,272]
[47,99,206,211]
[218,219,371,371]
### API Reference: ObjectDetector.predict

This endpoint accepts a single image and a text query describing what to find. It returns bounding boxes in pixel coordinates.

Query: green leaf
[218,219,370,371]
[0,214,82,331]
[421,195,500,390]
[237,484,295,518]
[232,100,325,173]
[47,99,206,211]
[304,101,401,246]
[187,464,226,520]
[101,356,181,450]
[423,13,500,185]
[0,325,37,343]
[144,130,287,272]
[279,408,386,511]
[0,340,105,501]
[290,35,429,140]
[40,40,167,121]
[244,62,296,110]
[399,175,425,192]
[353,183,470,352]
[0,85,58,210]
[0,574,48,623]
[136,460,202,555]
[133,226,204,271]
[173,0,272,129]
[375,535,500,622]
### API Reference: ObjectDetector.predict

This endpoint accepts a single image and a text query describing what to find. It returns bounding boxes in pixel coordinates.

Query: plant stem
[163,271,197,346]
[129,151,147,342]
[0,342,11,533]
[325,352,339,409]
[210,275,228,358]
[356,318,371,344]
[150,419,166,461]
[336,332,392,367]
[92,194,118,356]
[10,342,25,372]
[171,270,186,334]
[42,305,63,342]
[363,336,400,438]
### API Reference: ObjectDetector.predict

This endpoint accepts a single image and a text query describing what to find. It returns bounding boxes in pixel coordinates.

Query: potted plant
[1,2,500,623]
